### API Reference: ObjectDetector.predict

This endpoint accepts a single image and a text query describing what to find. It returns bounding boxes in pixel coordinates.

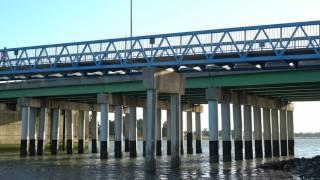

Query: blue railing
[1,20,320,75]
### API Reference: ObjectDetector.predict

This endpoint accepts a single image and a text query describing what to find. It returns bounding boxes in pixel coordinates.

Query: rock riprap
[259,156,320,179]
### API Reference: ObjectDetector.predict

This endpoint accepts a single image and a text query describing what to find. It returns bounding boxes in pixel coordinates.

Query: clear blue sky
[1,0,319,48]
[1,0,320,133]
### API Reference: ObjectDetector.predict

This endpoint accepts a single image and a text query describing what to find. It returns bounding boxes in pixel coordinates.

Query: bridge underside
[0,67,320,108]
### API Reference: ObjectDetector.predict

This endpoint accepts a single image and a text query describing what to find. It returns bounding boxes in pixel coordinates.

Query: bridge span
[0,21,319,171]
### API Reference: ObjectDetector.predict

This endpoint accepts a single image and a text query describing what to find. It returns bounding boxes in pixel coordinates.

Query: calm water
[0,138,318,179]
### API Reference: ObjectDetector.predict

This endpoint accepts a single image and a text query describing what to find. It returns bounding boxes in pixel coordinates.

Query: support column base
[244,141,253,160]
[92,139,98,153]
[114,141,122,158]
[288,140,294,156]
[281,140,288,156]
[167,140,171,155]
[78,139,84,154]
[156,140,162,156]
[129,141,137,158]
[37,140,44,156]
[196,140,202,154]
[209,140,219,162]
[234,140,243,160]
[171,156,181,168]
[20,140,27,156]
[143,141,146,157]
[51,140,58,155]
[145,157,156,172]
[67,139,73,154]
[223,141,231,162]
[255,140,263,158]
[125,139,129,152]
[100,141,108,159]
[29,139,36,156]
[264,140,272,158]
[180,140,184,155]
[273,140,280,157]
[187,133,193,154]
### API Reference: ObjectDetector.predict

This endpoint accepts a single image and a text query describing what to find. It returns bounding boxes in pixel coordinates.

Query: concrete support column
[221,102,231,162]
[253,106,263,158]
[124,113,129,152]
[167,109,171,155]
[263,108,272,158]
[78,111,85,154]
[100,103,109,159]
[65,110,73,154]
[244,105,253,159]
[233,103,243,160]
[143,107,147,156]
[114,105,123,158]
[143,67,184,171]
[180,111,184,155]
[271,109,280,157]
[145,89,157,171]
[280,110,288,156]
[91,111,98,153]
[28,108,37,156]
[129,107,137,158]
[170,94,181,168]
[51,109,60,155]
[20,106,29,156]
[208,100,219,162]
[37,107,47,156]
[195,112,202,154]
[186,111,193,154]
[156,108,162,156]
[287,110,294,156]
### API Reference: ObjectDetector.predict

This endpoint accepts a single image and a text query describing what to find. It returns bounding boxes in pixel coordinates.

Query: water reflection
[0,139,314,179]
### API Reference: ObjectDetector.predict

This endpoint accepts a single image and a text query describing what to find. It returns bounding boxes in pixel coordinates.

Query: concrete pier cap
[142,68,185,94]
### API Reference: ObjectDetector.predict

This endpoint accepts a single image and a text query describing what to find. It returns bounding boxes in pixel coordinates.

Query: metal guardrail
[1,20,320,75]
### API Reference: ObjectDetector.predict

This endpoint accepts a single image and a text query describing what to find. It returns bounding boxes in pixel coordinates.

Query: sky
[1,0,320,133]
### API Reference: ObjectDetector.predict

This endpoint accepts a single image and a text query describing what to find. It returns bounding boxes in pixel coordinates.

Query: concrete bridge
[0,20,319,171]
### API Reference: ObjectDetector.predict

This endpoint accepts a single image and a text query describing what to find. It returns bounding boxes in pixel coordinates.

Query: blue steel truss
[1,20,320,76]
